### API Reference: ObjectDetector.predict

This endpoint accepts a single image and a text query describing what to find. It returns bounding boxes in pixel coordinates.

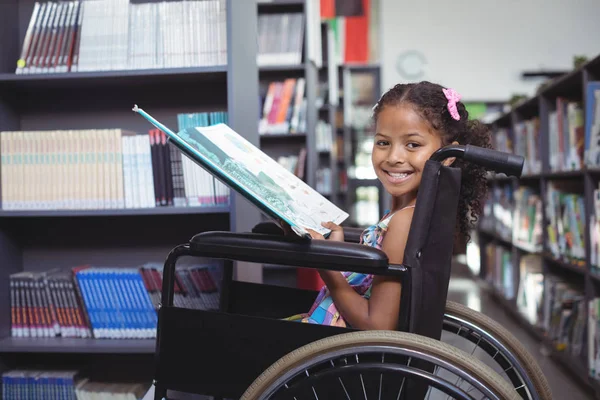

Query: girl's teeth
[389,172,408,178]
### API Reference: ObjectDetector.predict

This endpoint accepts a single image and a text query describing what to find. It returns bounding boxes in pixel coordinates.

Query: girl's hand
[278,219,294,237]
[322,221,344,242]
[306,222,344,242]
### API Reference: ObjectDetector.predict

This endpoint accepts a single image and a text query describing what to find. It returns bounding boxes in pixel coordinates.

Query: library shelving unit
[336,63,386,226]
[0,0,262,392]
[474,53,600,397]
[256,1,336,198]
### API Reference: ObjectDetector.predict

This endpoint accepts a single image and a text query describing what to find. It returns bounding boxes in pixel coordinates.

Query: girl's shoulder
[360,205,415,249]
[379,205,415,228]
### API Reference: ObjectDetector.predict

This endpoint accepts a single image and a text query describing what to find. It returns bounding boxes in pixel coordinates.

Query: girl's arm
[314,209,413,330]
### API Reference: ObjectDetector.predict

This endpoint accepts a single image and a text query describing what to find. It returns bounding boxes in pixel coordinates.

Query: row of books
[315,167,332,196]
[259,78,307,136]
[588,297,600,379]
[549,99,584,172]
[545,183,586,264]
[591,183,600,271]
[315,120,334,152]
[257,12,304,67]
[0,112,231,211]
[9,263,222,339]
[504,255,587,366]
[275,148,307,181]
[1,370,149,400]
[480,184,546,254]
[174,111,231,208]
[493,118,541,177]
[484,244,514,300]
[586,82,600,167]
[16,0,226,74]
[480,184,514,242]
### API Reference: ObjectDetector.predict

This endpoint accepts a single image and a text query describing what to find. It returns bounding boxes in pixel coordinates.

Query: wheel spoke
[396,357,412,400]
[339,377,351,400]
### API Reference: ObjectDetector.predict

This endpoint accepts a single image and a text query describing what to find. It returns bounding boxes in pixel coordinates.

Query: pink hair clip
[443,88,461,121]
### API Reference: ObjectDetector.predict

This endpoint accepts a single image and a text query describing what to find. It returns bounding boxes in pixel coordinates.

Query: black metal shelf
[0,66,227,90]
[542,252,587,276]
[259,132,307,140]
[0,337,155,354]
[0,205,230,218]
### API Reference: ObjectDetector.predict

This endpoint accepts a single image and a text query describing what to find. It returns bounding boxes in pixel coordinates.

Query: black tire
[444,300,552,400]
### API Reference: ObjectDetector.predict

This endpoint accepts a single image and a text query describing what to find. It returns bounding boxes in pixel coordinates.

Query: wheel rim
[258,344,508,400]
[443,313,536,400]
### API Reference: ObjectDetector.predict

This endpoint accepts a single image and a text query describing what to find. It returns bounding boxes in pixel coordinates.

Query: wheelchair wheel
[241,330,520,400]
[443,301,552,400]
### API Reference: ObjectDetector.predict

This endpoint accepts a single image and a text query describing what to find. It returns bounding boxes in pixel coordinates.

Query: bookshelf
[474,53,600,397]
[0,0,262,395]
[335,63,386,226]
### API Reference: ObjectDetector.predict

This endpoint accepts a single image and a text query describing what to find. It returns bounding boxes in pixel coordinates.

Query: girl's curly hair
[372,81,492,242]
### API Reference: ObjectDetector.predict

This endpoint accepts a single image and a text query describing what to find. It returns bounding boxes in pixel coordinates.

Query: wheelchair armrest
[344,227,364,244]
[189,231,393,274]
[251,221,364,244]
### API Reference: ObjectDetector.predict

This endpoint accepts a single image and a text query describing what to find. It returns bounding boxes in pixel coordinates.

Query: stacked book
[1,369,150,400]
[15,0,227,74]
[0,111,231,211]
[9,263,222,340]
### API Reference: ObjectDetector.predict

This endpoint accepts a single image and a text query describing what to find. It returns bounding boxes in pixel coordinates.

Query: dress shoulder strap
[380,204,415,226]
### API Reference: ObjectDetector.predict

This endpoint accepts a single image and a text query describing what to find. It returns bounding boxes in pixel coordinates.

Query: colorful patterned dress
[285,206,414,327]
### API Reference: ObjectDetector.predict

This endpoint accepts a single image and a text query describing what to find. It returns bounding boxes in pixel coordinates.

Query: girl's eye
[407,142,421,149]
[376,140,389,146]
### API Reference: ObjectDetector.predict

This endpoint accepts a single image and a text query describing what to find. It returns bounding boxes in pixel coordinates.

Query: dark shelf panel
[0,66,227,89]
[540,68,583,98]
[258,64,306,77]
[259,132,307,140]
[0,337,155,354]
[513,96,539,119]
[493,111,513,127]
[257,0,304,13]
[546,169,585,179]
[479,228,512,248]
[0,205,230,218]
[542,252,587,276]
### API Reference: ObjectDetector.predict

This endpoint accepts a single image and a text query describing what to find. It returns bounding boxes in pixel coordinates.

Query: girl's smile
[382,169,413,184]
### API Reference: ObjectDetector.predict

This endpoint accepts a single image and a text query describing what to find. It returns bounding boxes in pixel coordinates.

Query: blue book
[133,105,348,239]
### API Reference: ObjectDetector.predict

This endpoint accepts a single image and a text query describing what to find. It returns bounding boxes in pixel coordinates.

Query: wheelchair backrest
[401,159,461,340]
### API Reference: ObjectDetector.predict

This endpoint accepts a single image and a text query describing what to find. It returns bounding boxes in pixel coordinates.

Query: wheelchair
[151,145,552,400]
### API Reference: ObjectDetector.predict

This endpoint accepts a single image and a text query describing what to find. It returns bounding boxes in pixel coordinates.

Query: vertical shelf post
[227,0,262,283]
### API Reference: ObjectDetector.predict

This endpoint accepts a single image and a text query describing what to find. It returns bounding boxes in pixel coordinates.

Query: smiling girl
[285,81,492,331]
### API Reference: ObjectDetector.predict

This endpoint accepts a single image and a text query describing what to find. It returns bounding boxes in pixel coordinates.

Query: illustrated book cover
[133,105,348,238]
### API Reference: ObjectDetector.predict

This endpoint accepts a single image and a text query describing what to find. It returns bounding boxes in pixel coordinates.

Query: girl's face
[372,103,444,203]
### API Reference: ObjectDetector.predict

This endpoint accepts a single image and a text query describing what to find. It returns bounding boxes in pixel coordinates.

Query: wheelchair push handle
[430,144,524,178]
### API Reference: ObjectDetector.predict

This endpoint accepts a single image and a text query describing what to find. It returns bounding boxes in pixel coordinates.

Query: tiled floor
[446,263,594,400]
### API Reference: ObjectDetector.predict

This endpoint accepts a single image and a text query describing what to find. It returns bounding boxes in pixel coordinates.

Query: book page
[177,123,348,236]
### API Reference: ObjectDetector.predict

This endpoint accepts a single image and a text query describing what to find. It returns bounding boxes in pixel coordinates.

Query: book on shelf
[0,111,230,211]
[134,105,349,238]
[259,78,307,135]
[585,81,600,167]
[9,263,222,340]
[1,370,150,400]
[16,0,227,74]
[548,98,584,172]
[257,11,305,67]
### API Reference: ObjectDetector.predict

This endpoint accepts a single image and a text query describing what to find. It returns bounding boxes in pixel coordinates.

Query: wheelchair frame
[151,145,527,399]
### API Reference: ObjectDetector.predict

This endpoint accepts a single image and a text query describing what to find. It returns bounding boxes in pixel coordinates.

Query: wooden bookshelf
[475,53,600,397]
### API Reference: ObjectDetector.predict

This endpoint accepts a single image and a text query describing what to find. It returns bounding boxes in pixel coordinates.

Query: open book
[133,105,348,238]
